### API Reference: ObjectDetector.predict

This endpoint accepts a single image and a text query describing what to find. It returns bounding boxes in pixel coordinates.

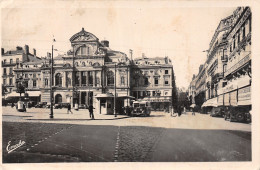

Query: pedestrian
[192,108,195,116]
[23,103,27,112]
[89,104,95,119]
[178,105,182,117]
[67,103,73,114]
[11,102,14,108]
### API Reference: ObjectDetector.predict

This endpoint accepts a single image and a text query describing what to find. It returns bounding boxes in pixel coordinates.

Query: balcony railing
[224,53,251,77]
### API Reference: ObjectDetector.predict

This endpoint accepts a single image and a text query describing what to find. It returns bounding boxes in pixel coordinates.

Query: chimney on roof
[16,46,22,51]
[33,48,36,56]
[101,40,109,47]
[1,48,4,55]
[129,49,133,61]
[24,45,29,54]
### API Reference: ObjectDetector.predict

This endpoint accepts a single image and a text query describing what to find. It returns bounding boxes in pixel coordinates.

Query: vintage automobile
[16,101,26,112]
[210,107,225,117]
[35,102,47,108]
[131,101,151,117]
[224,106,251,123]
[54,103,62,109]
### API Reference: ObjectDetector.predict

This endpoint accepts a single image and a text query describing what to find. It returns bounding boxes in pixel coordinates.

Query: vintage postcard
[1,0,260,170]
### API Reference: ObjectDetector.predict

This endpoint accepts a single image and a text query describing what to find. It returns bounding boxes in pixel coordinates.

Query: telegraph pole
[50,44,54,118]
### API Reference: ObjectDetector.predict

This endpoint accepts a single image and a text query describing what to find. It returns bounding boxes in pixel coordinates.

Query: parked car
[61,103,70,108]
[131,101,151,117]
[54,103,62,109]
[210,107,225,117]
[224,106,251,123]
[35,102,47,108]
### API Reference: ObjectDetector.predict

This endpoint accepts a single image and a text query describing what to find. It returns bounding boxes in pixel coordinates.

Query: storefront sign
[218,95,224,106]
[230,91,237,106]
[224,93,230,106]
[238,86,251,102]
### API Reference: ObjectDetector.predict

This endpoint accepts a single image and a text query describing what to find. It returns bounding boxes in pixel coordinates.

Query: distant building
[131,55,176,111]
[2,45,42,101]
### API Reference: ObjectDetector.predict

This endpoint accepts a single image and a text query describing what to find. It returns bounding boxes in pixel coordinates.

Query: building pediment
[70,28,98,42]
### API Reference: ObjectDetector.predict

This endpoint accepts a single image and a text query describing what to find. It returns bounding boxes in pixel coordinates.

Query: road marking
[114,126,121,162]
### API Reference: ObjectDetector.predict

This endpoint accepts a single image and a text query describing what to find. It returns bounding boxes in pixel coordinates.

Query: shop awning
[94,93,114,98]
[6,92,20,98]
[237,100,251,106]
[202,97,218,107]
[26,91,41,97]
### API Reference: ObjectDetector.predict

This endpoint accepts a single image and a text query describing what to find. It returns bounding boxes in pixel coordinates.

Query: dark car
[61,103,70,108]
[35,102,47,108]
[210,107,224,117]
[54,103,62,109]
[224,106,251,123]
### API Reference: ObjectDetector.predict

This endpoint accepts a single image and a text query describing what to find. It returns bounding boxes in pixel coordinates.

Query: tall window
[3,68,6,74]
[33,80,37,87]
[3,79,6,85]
[9,68,12,74]
[16,58,19,63]
[154,77,158,86]
[164,78,169,86]
[165,70,168,74]
[9,78,13,85]
[242,26,245,38]
[55,73,62,86]
[33,74,36,78]
[121,76,125,85]
[45,78,48,86]
[88,71,93,86]
[107,71,114,86]
[10,59,13,64]
[233,36,236,50]
[144,77,149,86]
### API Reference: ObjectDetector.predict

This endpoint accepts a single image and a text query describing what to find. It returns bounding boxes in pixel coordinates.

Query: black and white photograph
[1,0,260,169]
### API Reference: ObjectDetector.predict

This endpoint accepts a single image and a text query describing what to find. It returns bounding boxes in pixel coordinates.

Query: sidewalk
[2,107,130,122]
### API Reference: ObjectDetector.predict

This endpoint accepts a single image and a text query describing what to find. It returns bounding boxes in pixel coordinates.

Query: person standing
[192,108,195,116]
[67,103,73,114]
[89,104,95,119]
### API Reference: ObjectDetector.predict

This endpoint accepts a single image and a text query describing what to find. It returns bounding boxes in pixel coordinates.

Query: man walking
[192,108,195,116]
[89,104,95,119]
[67,103,73,114]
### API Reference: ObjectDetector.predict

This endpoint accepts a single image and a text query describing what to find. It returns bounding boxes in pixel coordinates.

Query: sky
[1,1,236,89]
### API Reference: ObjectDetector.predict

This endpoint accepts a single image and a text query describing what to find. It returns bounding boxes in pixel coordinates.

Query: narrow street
[2,107,251,163]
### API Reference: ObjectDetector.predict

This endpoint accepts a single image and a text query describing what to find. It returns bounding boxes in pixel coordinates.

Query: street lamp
[114,63,117,117]
[50,44,54,119]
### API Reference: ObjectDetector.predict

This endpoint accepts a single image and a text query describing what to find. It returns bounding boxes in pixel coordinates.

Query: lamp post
[114,63,117,117]
[50,44,54,119]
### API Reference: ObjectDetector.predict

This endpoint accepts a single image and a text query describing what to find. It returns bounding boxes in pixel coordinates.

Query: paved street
[2,106,251,163]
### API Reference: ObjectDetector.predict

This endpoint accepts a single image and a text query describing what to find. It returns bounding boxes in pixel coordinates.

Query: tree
[2,84,7,98]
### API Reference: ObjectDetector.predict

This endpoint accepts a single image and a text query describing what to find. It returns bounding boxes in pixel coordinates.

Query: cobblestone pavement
[117,126,164,161]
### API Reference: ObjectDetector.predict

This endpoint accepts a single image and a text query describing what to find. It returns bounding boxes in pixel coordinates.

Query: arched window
[55,94,62,104]
[107,71,114,86]
[55,73,62,86]
[82,62,85,66]
[75,62,78,66]
[76,46,86,56]
[45,78,48,86]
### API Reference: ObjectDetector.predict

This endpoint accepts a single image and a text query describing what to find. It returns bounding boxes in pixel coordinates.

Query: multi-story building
[3,28,177,114]
[131,55,176,111]
[39,28,131,114]
[221,7,251,113]
[203,14,233,111]
[189,7,252,118]
[194,63,207,111]
[2,45,42,101]
[188,74,196,106]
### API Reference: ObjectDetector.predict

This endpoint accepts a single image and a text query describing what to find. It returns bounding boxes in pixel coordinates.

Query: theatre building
[40,28,131,114]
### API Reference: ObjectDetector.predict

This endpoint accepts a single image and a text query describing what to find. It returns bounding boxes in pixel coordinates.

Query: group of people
[67,103,95,120]
[170,105,196,117]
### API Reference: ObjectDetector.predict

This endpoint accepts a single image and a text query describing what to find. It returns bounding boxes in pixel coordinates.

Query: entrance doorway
[55,94,62,104]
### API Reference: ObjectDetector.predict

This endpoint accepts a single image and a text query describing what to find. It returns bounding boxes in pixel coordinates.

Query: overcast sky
[1,2,236,89]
